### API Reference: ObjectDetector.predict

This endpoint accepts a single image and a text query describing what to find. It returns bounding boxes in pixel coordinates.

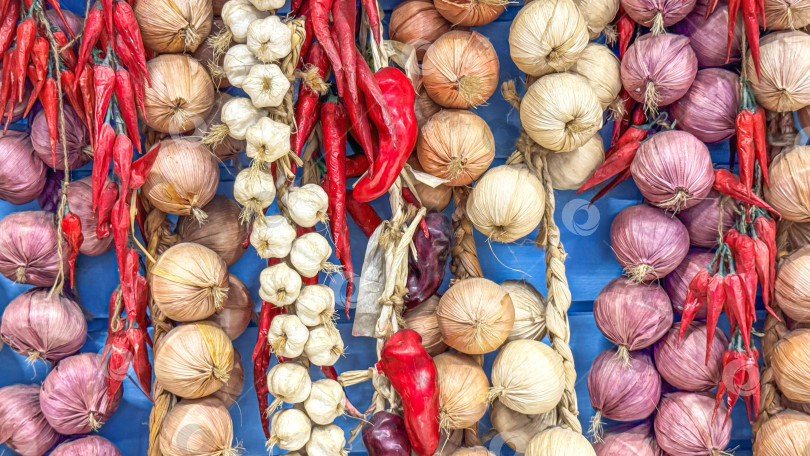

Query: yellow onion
[490,399,556,452]
[193,17,230,88]
[417,109,495,186]
[408,156,452,212]
[521,73,603,152]
[142,139,219,219]
[771,328,810,402]
[150,242,229,322]
[134,0,212,52]
[159,397,237,456]
[490,339,565,415]
[526,426,596,456]
[753,410,810,455]
[775,245,810,322]
[415,86,443,128]
[143,54,215,134]
[212,351,244,407]
[747,31,810,112]
[499,280,547,342]
[434,0,505,26]
[467,164,545,243]
[404,295,448,356]
[508,0,588,77]
[766,0,810,29]
[422,31,499,109]
[451,447,495,456]
[785,221,810,252]
[574,0,621,38]
[765,146,810,222]
[154,322,234,399]
[437,278,515,354]
[389,0,453,58]
[544,134,605,191]
[568,43,622,110]
[177,195,248,266]
[206,275,253,340]
[434,352,490,429]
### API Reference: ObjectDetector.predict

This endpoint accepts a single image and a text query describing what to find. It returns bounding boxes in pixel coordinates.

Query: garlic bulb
[267,314,309,358]
[242,64,290,108]
[247,16,292,62]
[221,96,268,140]
[223,44,260,88]
[500,280,547,342]
[234,167,276,214]
[544,134,605,191]
[282,183,329,227]
[251,214,296,258]
[249,0,285,11]
[259,262,302,305]
[295,285,336,327]
[568,43,622,110]
[305,325,344,366]
[221,0,268,43]
[304,379,346,425]
[267,362,312,410]
[268,408,311,451]
[307,425,348,456]
[290,232,333,278]
[246,116,291,163]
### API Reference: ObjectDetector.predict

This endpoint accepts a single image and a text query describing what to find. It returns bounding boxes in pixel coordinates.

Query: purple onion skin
[587,348,662,422]
[593,277,673,351]
[0,211,67,287]
[0,132,46,205]
[45,9,83,43]
[362,411,412,456]
[672,69,740,144]
[593,422,663,456]
[31,104,89,171]
[621,34,697,108]
[0,384,61,456]
[38,169,66,212]
[404,212,453,309]
[621,0,696,27]
[655,392,731,456]
[677,190,736,247]
[663,248,714,319]
[654,323,728,392]
[64,177,114,256]
[50,435,123,456]
[673,0,742,68]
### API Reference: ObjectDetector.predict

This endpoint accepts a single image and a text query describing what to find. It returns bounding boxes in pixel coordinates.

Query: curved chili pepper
[52,30,78,71]
[741,0,761,78]
[93,63,115,142]
[253,299,285,438]
[679,268,710,341]
[355,50,398,149]
[41,77,60,167]
[736,110,755,190]
[15,17,36,102]
[96,180,119,239]
[22,37,49,118]
[713,168,780,216]
[78,65,96,142]
[724,274,752,354]
[333,0,358,110]
[92,123,116,211]
[46,0,76,38]
[347,189,382,237]
[705,274,726,364]
[577,140,641,194]
[113,0,150,84]
[0,0,19,54]
[727,0,741,63]
[130,142,161,189]
[310,0,341,72]
[114,68,141,153]
[59,70,88,130]
[0,50,13,127]
[75,4,104,81]
[617,14,635,59]
[725,229,758,325]
[291,42,329,157]
[753,107,769,186]
[61,212,84,288]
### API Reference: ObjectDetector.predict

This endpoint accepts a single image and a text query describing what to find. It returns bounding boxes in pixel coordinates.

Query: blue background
[0,0,758,454]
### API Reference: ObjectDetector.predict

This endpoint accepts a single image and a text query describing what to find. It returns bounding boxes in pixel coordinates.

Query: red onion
[0,132,46,204]
[676,190,736,247]
[64,177,114,256]
[654,323,727,392]
[206,275,253,340]
[654,392,731,456]
[620,0,696,32]
[0,80,32,124]
[663,248,714,319]
[631,130,714,211]
[176,195,248,266]
[673,0,742,68]
[31,104,89,171]
[38,169,65,212]
[0,211,67,287]
[587,348,661,440]
[610,204,690,282]
[50,436,123,456]
[40,353,123,435]
[621,33,698,114]
[46,9,83,41]
[593,277,673,362]
[1,288,87,363]
[0,384,61,456]
[672,69,740,144]
[593,422,663,456]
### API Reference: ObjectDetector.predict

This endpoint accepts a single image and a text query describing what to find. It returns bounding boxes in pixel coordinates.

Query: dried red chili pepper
[346,154,369,177]
[679,268,710,340]
[76,4,104,81]
[78,65,96,142]
[727,0,741,63]
[61,212,84,288]
[0,0,19,54]
[346,189,382,237]
[253,299,285,438]
[96,180,119,239]
[103,325,132,402]
[113,0,150,84]
[114,68,141,153]
[751,236,776,318]
[705,274,726,363]
[355,51,398,148]
[741,0,761,78]
[110,191,131,275]
[93,63,116,140]
[736,110,755,190]
[130,142,162,189]
[310,0,341,72]
[46,0,77,38]
[724,273,753,354]
[590,168,632,205]
[354,67,416,202]
[0,50,13,125]
[22,37,49,117]
[753,107,769,187]
[617,14,635,59]
[578,140,641,194]
[291,42,330,157]
[725,230,758,325]
[376,329,440,456]
[112,134,133,193]
[92,123,116,210]
[14,17,36,102]
[610,91,633,146]
[60,70,87,130]
[333,0,358,105]
[713,168,780,215]
[40,77,60,167]
[754,215,777,305]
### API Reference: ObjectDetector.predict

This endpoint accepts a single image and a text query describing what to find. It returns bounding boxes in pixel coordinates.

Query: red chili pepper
[113,33,147,88]
[746,348,760,422]
[113,68,141,153]
[354,67,416,202]
[40,78,60,167]
[0,0,19,54]
[96,180,119,239]
[705,274,726,363]
[355,51,398,149]
[93,63,116,141]
[346,154,369,177]
[346,189,382,237]
[46,0,77,38]
[401,186,430,238]
[706,0,719,16]
[52,30,78,71]
[292,0,304,14]
[713,168,780,216]
[129,142,162,189]
[252,300,285,438]
[59,70,88,130]
[578,140,641,194]
[736,110,755,190]
[359,0,382,43]
[617,14,635,59]
[23,37,49,116]
[376,329,440,456]
[589,168,632,205]
[320,99,354,317]
[61,212,84,288]
[111,191,131,275]
[112,134,133,193]
[679,268,710,341]
[750,236,776,318]
[741,0,761,78]
[712,350,731,420]
[298,1,313,62]
[753,107,769,187]
[725,230,758,324]
[14,17,36,103]
[113,1,150,85]
[310,0,341,71]
[754,216,776,306]
[126,321,152,398]
[333,0,359,114]
[610,92,633,146]
[713,349,747,422]
[291,42,329,157]
[78,65,96,142]
[727,0,741,63]
[0,50,13,127]
[75,4,104,81]
[103,326,132,402]
[724,274,753,354]
[92,123,116,210]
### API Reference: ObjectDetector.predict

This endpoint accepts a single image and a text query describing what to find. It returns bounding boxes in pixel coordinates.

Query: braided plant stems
[450,187,483,282]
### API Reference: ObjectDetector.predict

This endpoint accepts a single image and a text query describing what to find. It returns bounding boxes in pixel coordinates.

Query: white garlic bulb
[282,184,329,227]
[289,232,333,278]
[305,325,344,366]
[223,44,260,88]
[268,408,311,451]
[259,262,302,305]
[295,285,336,327]
[267,314,309,358]
[267,362,312,411]
[221,0,268,43]
[248,0,286,11]
[247,16,292,62]
[246,116,291,163]
[221,96,268,140]
[251,214,296,258]
[233,167,276,213]
[304,379,346,425]
[306,425,348,456]
[242,64,290,108]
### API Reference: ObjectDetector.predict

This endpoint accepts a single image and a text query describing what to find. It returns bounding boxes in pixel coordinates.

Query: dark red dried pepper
[96,180,119,239]
[736,110,755,190]
[291,42,329,157]
[713,169,780,216]
[114,68,141,153]
[40,78,60,167]
[91,123,116,210]
[0,0,19,54]
[61,212,84,288]
[75,4,104,81]
[113,0,150,84]
[14,17,36,102]
[679,268,710,340]
[347,189,382,237]
[93,63,115,142]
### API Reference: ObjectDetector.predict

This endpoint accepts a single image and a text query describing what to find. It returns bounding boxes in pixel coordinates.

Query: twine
[450,187,483,281]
